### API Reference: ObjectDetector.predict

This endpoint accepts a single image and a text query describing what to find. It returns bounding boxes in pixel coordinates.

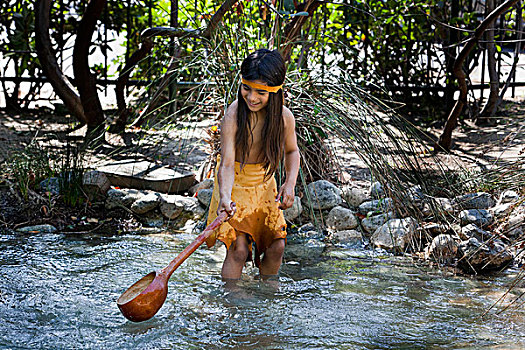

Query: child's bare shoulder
[282,105,295,127]
[222,100,239,126]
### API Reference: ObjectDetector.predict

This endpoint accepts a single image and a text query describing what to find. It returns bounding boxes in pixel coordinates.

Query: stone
[189,178,214,196]
[497,190,520,205]
[82,171,110,200]
[425,234,459,262]
[491,203,514,219]
[131,191,161,214]
[302,180,342,210]
[507,204,525,238]
[460,224,492,242]
[361,211,396,234]
[341,186,370,207]
[458,237,513,273]
[283,196,302,221]
[370,181,385,199]
[17,224,57,233]
[326,206,358,231]
[196,188,213,207]
[40,177,60,195]
[285,239,326,260]
[105,188,141,209]
[420,222,452,237]
[328,230,363,246]
[358,198,394,215]
[160,194,205,222]
[422,197,454,217]
[370,217,418,251]
[453,192,495,210]
[459,209,493,228]
[141,212,165,227]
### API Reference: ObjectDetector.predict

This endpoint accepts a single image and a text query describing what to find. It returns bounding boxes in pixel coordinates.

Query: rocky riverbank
[13,171,524,275]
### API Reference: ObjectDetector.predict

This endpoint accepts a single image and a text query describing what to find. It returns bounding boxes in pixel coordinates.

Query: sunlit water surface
[1,230,524,349]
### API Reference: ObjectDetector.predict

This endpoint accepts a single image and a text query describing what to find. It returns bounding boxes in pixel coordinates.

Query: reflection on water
[0,230,524,349]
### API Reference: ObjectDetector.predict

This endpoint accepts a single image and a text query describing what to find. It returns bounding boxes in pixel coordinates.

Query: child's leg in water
[260,238,285,278]
[221,233,249,280]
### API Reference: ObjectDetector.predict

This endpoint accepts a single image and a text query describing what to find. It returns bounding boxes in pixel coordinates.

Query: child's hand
[217,200,236,220]
[276,183,295,210]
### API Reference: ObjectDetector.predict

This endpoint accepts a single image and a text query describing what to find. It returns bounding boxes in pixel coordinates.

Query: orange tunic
[205,158,287,266]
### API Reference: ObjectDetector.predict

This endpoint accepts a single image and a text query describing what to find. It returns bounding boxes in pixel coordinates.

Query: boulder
[131,191,161,214]
[105,188,142,209]
[370,217,418,251]
[341,186,370,207]
[361,211,396,234]
[283,196,302,221]
[507,204,525,238]
[160,195,205,222]
[422,197,454,217]
[189,178,214,196]
[285,239,326,260]
[358,198,394,215]
[82,171,110,201]
[453,192,495,210]
[196,188,213,207]
[459,209,494,228]
[370,181,385,199]
[302,180,342,210]
[425,234,459,262]
[328,230,363,246]
[17,224,57,233]
[458,237,513,273]
[326,206,358,231]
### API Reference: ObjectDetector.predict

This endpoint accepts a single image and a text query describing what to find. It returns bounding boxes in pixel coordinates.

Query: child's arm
[276,107,300,210]
[217,101,238,219]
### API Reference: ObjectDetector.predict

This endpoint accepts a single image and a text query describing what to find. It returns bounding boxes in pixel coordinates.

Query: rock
[370,217,418,251]
[422,197,454,217]
[141,212,165,227]
[361,211,396,234]
[82,171,110,200]
[404,185,425,207]
[341,186,370,207]
[105,188,141,209]
[425,234,459,262]
[298,222,316,234]
[283,196,302,221]
[453,192,495,210]
[370,181,385,199]
[491,203,514,219]
[507,204,525,238]
[196,188,213,207]
[131,191,161,214]
[40,177,60,195]
[498,190,520,205]
[285,239,326,260]
[358,198,394,215]
[328,230,363,246]
[17,224,57,233]
[160,195,205,222]
[326,206,358,231]
[459,209,493,228]
[189,178,214,196]
[420,222,452,237]
[458,237,513,273]
[460,224,492,242]
[302,180,342,210]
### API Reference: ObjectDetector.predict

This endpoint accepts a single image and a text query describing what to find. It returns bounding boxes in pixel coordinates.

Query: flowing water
[1,229,524,350]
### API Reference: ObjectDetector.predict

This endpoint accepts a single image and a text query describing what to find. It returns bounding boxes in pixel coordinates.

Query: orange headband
[241,78,283,93]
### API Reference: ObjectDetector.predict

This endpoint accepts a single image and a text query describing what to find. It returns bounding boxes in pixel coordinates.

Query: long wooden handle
[160,211,228,279]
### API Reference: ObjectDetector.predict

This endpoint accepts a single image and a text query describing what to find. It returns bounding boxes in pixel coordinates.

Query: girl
[206,49,300,280]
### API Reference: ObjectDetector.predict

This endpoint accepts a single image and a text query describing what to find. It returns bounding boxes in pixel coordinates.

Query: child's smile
[241,79,270,112]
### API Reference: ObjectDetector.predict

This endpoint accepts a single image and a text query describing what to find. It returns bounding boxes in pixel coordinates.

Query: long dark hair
[236,49,286,178]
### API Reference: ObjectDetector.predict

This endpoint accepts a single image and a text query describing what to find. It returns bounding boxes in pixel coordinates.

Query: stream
[1,229,524,349]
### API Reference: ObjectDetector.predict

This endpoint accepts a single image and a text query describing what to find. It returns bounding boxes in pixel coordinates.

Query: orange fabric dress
[205,157,287,266]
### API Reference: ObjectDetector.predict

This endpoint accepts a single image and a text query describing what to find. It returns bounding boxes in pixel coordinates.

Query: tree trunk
[280,1,322,62]
[35,0,86,124]
[437,0,520,152]
[477,0,499,125]
[73,0,106,130]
